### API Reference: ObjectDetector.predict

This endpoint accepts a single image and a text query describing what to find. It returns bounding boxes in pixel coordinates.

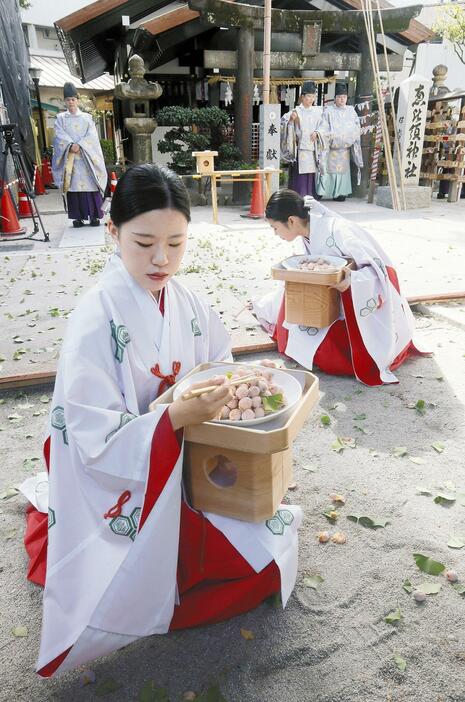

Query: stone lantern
[114,54,163,164]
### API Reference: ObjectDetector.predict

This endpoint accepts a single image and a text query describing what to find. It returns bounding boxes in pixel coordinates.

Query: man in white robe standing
[317,83,363,202]
[281,81,324,198]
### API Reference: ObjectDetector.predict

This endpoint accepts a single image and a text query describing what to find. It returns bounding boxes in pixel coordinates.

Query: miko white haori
[21,253,302,678]
[253,200,426,386]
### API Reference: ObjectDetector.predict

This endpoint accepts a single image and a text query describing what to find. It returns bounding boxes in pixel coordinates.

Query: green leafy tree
[432,3,465,65]
[156,106,244,174]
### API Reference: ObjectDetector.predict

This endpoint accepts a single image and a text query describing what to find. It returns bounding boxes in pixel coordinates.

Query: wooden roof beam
[140,6,200,35]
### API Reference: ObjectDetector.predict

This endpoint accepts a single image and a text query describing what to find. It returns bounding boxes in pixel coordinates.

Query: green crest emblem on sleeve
[191,317,202,337]
[48,507,56,529]
[51,405,68,445]
[266,508,294,535]
[105,412,136,443]
[110,320,131,362]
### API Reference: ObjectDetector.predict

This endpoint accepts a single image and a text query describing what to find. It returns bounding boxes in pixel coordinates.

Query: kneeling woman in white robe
[252,190,425,386]
[22,165,302,677]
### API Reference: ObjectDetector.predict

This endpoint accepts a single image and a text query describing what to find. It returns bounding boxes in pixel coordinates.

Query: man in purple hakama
[280,81,325,198]
[52,83,107,228]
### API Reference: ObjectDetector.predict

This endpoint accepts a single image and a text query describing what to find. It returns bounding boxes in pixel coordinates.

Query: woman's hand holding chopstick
[168,378,233,430]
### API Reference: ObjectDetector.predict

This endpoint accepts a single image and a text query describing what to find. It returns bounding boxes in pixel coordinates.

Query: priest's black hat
[63,82,78,98]
[301,81,317,94]
[335,83,348,96]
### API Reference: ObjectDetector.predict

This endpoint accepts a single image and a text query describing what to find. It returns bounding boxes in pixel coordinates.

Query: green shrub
[156,106,244,174]
[100,139,116,164]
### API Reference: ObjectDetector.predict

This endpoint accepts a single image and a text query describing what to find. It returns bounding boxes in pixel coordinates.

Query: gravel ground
[1,303,465,702]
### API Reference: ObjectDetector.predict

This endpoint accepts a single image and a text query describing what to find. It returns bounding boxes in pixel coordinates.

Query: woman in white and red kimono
[21,165,302,677]
[252,190,425,386]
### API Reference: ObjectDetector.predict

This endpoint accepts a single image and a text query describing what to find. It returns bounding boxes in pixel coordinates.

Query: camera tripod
[0,123,49,242]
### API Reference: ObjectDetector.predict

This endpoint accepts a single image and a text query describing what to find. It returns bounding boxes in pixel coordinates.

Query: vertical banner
[394,74,432,187]
[259,103,281,194]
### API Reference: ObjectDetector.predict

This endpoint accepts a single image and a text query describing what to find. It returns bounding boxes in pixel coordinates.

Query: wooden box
[272,259,353,329]
[153,362,319,522]
[192,150,218,175]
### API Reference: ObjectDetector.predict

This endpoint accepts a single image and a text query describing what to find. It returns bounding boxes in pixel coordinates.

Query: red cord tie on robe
[151,361,181,397]
[104,490,131,519]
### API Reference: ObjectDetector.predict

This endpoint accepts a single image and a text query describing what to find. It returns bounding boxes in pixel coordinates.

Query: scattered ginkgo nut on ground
[331,532,347,544]
[318,531,331,543]
[413,590,427,602]
[446,570,459,583]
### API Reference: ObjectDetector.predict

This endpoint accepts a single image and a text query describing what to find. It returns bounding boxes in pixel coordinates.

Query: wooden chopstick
[181,374,259,400]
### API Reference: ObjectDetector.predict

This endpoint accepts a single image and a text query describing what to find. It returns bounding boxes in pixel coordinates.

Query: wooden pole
[263,0,272,105]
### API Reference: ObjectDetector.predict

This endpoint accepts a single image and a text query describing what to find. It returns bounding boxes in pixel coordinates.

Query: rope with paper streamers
[207,75,337,86]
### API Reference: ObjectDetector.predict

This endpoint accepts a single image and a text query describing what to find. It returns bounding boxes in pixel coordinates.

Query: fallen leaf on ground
[448,536,465,549]
[7,413,23,423]
[320,414,331,427]
[138,680,170,702]
[302,464,318,472]
[240,628,254,640]
[353,413,367,421]
[418,581,441,595]
[431,442,445,453]
[0,487,19,500]
[413,553,445,576]
[347,514,389,529]
[196,686,229,702]
[402,579,413,594]
[385,606,402,625]
[452,584,465,595]
[323,509,339,522]
[434,492,456,505]
[409,457,426,465]
[79,670,96,687]
[416,486,433,496]
[303,575,324,590]
[394,653,407,672]
[393,446,408,458]
[95,678,122,697]
[415,399,426,414]
[331,532,347,544]
[332,438,345,453]
[332,437,356,453]
[11,626,28,637]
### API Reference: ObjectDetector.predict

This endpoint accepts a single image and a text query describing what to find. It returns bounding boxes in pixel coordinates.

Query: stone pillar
[234,26,254,204]
[353,33,374,199]
[377,74,433,209]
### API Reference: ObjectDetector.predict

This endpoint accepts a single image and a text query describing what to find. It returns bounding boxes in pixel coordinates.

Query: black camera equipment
[0,123,50,242]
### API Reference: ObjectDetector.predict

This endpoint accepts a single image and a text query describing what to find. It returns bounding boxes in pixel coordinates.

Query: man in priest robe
[280,81,325,198]
[316,83,363,202]
[52,82,107,228]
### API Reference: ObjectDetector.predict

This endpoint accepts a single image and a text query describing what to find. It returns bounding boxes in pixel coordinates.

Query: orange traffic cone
[33,165,47,195]
[41,158,54,187]
[110,171,118,196]
[0,182,27,236]
[18,187,34,218]
[241,174,264,219]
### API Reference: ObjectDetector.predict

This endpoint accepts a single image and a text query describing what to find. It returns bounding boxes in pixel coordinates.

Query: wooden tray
[152,362,319,521]
[153,362,319,454]
[271,259,354,328]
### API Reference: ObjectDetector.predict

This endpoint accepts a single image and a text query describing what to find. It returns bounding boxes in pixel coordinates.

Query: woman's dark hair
[110,163,191,226]
[265,189,309,223]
